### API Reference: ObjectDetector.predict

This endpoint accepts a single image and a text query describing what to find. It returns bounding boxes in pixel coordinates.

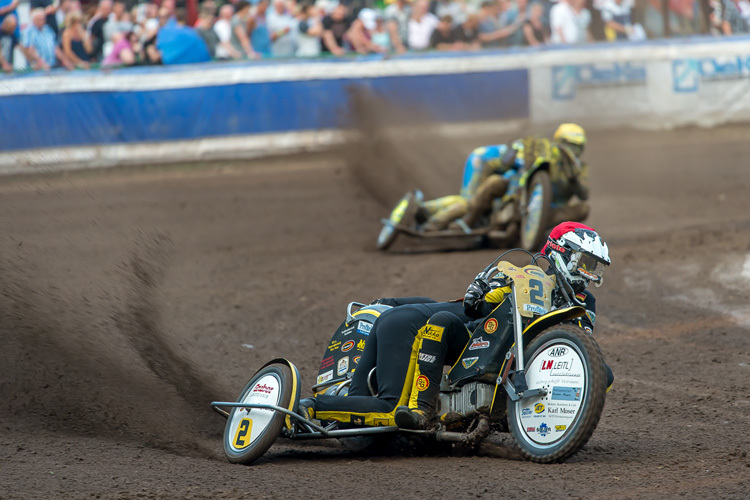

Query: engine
[438,381,495,417]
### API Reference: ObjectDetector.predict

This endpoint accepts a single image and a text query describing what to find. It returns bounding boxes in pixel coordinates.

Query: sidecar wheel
[223,363,294,465]
[520,171,552,252]
[377,191,417,250]
[507,325,607,463]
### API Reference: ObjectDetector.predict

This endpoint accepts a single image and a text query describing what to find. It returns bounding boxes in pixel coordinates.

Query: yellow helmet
[553,123,586,156]
[554,123,586,145]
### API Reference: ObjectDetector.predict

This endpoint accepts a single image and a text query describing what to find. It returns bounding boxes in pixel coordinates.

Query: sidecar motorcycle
[211,250,609,465]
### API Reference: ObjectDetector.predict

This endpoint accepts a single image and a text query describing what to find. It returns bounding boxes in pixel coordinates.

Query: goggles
[563,141,585,157]
[571,251,607,283]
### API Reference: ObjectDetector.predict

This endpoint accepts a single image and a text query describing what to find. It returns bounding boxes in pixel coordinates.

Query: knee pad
[427,311,464,329]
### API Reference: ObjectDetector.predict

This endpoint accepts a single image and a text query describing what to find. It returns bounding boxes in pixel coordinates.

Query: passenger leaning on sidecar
[394,222,615,430]
[297,298,474,426]
[417,123,591,233]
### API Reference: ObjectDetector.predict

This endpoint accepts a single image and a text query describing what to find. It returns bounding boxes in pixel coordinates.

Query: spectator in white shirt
[214,4,242,59]
[550,0,590,44]
[407,0,438,50]
[598,0,633,40]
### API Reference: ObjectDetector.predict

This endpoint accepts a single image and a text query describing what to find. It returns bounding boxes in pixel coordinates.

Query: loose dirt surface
[2,125,750,499]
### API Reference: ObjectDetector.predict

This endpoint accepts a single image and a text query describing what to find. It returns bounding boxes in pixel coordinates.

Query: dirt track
[1,125,750,499]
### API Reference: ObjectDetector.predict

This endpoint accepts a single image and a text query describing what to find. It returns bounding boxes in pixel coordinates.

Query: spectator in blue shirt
[0,0,20,72]
[249,0,271,57]
[156,8,211,65]
[21,8,60,70]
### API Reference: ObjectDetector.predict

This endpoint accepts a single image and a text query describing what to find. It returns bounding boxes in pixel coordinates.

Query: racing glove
[464,275,491,312]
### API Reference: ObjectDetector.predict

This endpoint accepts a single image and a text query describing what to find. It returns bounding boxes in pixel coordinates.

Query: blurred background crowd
[1,0,748,72]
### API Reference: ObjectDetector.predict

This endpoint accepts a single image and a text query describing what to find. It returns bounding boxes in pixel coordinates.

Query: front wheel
[519,171,552,251]
[223,363,294,465]
[377,191,419,251]
[507,325,607,463]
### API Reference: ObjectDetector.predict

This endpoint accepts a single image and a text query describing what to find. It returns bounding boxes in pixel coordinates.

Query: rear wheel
[377,191,418,250]
[223,363,294,465]
[520,171,552,251]
[507,325,607,463]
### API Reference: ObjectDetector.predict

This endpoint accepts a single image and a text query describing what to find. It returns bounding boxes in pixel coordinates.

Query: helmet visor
[574,252,607,283]
[564,141,585,157]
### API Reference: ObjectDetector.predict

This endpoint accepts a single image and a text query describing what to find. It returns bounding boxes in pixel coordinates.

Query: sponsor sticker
[316,370,333,384]
[523,303,547,315]
[537,422,550,437]
[353,356,361,364]
[526,426,536,432]
[577,267,598,280]
[356,339,366,351]
[341,340,355,352]
[328,340,342,351]
[547,406,576,415]
[548,347,568,357]
[468,337,490,350]
[461,357,479,369]
[416,375,430,391]
[320,356,334,370]
[253,383,274,394]
[586,310,596,325]
[522,408,533,417]
[542,359,572,371]
[337,356,349,376]
[419,353,437,364]
[341,326,355,336]
[357,321,372,336]
[373,418,390,427]
[555,425,567,432]
[524,268,545,278]
[351,415,365,425]
[551,386,582,401]
[484,318,498,334]
[534,403,545,414]
[421,325,444,342]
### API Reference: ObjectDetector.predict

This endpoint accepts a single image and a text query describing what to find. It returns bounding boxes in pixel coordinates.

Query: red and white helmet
[541,222,610,292]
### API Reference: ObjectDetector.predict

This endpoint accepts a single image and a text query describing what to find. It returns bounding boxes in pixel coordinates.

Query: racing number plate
[495,262,555,318]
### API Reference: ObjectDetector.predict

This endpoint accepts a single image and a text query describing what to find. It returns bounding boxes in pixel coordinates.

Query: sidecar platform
[385,221,513,240]
[211,400,400,439]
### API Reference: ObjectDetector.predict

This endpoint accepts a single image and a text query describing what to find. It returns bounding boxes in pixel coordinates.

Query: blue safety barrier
[6,50,530,152]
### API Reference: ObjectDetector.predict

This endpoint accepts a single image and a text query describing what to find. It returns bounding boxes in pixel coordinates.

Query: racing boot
[462,175,508,228]
[297,398,316,422]
[394,405,430,430]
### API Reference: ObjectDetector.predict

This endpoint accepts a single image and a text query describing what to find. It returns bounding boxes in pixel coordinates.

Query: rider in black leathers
[300,222,613,429]
[393,222,614,429]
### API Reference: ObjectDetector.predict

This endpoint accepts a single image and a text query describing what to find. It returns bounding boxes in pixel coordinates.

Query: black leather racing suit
[405,274,613,417]
[313,297,471,425]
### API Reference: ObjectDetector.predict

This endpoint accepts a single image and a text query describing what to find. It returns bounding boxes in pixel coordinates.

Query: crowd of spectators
[0,0,747,73]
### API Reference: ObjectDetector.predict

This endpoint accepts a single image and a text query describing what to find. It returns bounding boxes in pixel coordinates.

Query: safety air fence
[3,35,750,174]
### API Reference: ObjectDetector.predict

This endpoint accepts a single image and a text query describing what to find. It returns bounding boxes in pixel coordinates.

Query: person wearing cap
[348,7,387,54]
